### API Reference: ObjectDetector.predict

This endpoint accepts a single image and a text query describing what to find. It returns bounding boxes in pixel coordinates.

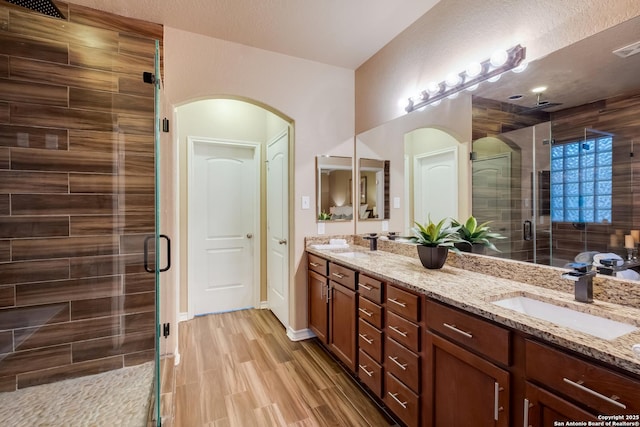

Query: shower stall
[0,1,164,425]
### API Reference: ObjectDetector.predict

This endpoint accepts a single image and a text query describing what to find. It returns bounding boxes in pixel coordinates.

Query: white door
[188,138,259,316]
[266,130,289,327]
[414,148,458,224]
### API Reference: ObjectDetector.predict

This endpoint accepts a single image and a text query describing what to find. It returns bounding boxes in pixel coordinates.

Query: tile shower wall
[0,2,162,391]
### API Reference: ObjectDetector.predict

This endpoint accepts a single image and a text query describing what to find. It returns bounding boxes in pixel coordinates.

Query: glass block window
[550,136,612,223]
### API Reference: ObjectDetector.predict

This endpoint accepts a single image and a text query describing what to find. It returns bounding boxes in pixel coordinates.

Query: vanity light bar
[405,44,526,113]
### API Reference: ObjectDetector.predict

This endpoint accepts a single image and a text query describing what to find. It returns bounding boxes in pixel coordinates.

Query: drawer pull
[359,283,373,291]
[388,325,408,337]
[562,377,627,409]
[358,307,373,317]
[388,392,408,409]
[443,323,473,339]
[523,398,531,427]
[494,382,504,421]
[309,262,320,267]
[359,364,374,377]
[332,272,345,279]
[388,297,406,308]
[388,355,408,370]
[358,333,374,345]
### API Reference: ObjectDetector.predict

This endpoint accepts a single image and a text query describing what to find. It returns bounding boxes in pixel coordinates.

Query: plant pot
[454,242,487,254]
[417,245,449,269]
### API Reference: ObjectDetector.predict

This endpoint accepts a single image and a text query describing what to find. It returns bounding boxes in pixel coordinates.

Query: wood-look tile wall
[0,1,162,391]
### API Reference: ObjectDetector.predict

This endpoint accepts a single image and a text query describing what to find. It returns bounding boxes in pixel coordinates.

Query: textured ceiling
[60,0,441,69]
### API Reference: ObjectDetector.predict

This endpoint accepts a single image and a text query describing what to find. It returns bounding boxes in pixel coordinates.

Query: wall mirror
[358,158,390,220]
[354,15,640,275]
[316,155,354,221]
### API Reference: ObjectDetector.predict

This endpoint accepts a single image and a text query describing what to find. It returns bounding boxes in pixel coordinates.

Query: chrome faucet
[562,262,595,303]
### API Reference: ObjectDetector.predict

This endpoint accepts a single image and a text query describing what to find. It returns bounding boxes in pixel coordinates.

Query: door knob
[246,233,253,239]
[278,239,287,245]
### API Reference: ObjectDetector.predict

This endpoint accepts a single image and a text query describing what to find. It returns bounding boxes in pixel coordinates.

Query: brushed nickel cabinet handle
[443,323,473,339]
[359,364,373,377]
[358,333,373,344]
[388,355,408,370]
[332,272,345,279]
[562,378,627,409]
[523,398,531,427]
[388,298,406,307]
[359,283,373,291]
[309,262,320,267]
[494,382,503,421]
[388,392,408,409]
[358,307,373,317]
[388,325,408,337]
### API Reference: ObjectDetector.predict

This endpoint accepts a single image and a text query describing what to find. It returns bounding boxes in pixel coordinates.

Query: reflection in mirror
[358,158,390,220]
[404,128,463,234]
[316,156,354,221]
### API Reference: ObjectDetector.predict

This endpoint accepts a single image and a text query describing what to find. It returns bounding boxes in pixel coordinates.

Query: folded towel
[592,252,624,267]
[575,251,600,263]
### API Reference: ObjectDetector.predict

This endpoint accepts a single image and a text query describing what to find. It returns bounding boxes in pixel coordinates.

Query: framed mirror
[316,155,354,221]
[358,158,390,220]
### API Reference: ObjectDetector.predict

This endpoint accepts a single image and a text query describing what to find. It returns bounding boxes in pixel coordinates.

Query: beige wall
[355,0,640,133]
[162,27,355,334]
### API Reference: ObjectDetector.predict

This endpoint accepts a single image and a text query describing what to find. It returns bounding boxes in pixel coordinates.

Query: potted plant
[412,216,461,269]
[452,216,505,254]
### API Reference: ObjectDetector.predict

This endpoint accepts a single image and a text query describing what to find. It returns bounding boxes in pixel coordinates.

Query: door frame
[186,136,262,319]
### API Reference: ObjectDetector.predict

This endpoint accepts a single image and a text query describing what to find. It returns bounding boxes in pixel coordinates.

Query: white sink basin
[311,243,349,250]
[334,251,370,259]
[492,296,638,340]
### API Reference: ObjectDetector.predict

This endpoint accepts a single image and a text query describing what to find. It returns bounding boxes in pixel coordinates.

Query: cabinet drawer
[307,253,328,276]
[426,300,510,366]
[526,340,640,414]
[358,274,383,303]
[329,263,356,290]
[385,311,420,353]
[386,285,419,322]
[358,296,383,329]
[358,349,383,398]
[385,337,420,393]
[384,372,419,427]
[358,318,383,362]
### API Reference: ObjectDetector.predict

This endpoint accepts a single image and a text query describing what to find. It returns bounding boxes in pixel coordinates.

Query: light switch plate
[317,222,325,234]
[393,197,400,209]
[301,196,310,210]
[382,221,389,231]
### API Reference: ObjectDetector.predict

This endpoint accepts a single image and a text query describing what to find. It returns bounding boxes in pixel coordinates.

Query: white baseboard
[258,300,269,309]
[286,326,316,342]
[178,312,189,322]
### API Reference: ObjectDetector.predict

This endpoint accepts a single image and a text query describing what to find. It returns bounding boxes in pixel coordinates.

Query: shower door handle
[144,234,172,273]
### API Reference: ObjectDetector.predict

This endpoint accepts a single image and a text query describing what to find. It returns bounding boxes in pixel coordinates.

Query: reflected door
[414,148,458,223]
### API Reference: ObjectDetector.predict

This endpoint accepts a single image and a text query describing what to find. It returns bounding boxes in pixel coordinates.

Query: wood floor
[172,309,396,426]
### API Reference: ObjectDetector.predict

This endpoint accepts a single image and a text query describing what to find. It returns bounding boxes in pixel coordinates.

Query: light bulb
[445,73,462,88]
[426,81,441,95]
[466,84,479,92]
[512,61,528,73]
[447,92,459,100]
[466,62,482,78]
[487,74,502,83]
[490,49,509,67]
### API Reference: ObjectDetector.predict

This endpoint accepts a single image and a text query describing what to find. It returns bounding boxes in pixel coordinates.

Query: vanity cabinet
[383,284,422,427]
[423,300,510,427]
[357,273,385,398]
[524,340,640,423]
[306,253,357,372]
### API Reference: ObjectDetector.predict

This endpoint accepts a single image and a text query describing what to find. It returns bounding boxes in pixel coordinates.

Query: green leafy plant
[452,216,505,252]
[318,211,332,220]
[411,216,461,249]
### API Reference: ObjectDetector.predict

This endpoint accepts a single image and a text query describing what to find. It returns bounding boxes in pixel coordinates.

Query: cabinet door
[308,271,328,344]
[424,332,510,427]
[329,281,357,372]
[524,382,597,427]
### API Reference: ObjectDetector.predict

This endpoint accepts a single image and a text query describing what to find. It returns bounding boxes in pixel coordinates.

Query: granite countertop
[306,243,640,376]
